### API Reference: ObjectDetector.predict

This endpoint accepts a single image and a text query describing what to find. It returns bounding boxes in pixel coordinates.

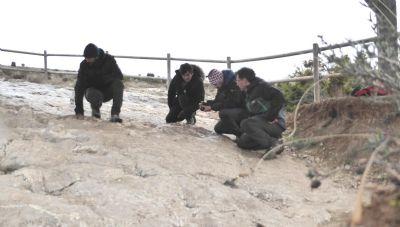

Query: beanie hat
[179,63,193,75]
[207,69,224,86]
[84,43,99,58]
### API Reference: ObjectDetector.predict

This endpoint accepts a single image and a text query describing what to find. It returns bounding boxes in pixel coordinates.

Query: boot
[186,115,196,125]
[270,138,284,154]
[110,114,123,123]
[91,106,101,119]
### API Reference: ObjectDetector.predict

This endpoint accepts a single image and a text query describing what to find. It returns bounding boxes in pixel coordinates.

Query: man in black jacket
[166,63,205,125]
[200,69,246,134]
[74,43,124,123]
[235,67,286,150]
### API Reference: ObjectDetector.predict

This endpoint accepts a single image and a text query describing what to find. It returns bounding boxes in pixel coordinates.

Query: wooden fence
[0,35,379,102]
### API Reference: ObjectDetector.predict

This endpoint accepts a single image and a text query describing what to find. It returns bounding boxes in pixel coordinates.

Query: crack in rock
[47,180,79,196]
[0,139,14,161]
[122,164,157,178]
[248,190,289,211]
[0,162,26,175]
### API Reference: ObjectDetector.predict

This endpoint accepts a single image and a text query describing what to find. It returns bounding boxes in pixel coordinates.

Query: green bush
[278,56,367,112]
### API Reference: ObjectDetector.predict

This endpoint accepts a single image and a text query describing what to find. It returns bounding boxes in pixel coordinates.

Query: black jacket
[206,70,245,111]
[168,65,205,110]
[74,49,123,114]
[245,77,286,128]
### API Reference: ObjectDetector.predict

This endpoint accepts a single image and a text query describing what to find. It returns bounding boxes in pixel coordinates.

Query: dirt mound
[287,96,400,226]
[287,96,400,168]
[293,96,399,136]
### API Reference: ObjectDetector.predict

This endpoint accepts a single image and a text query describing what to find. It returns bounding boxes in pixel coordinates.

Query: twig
[351,137,390,226]
[229,133,375,182]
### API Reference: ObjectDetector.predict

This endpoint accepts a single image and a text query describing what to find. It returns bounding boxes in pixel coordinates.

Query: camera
[199,102,208,111]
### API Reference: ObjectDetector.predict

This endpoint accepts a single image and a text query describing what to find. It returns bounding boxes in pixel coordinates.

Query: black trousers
[237,115,284,150]
[85,80,124,115]
[166,104,197,123]
[166,95,198,123]
[214,108,249,136]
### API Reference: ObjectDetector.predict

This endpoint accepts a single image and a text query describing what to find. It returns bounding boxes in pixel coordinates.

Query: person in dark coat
[200,69,246,134]
[235,67,286,150]
[74,43,124,123]
[166,63,205,125]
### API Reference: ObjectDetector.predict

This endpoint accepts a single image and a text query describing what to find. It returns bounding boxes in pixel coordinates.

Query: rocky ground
[0,71,357,226]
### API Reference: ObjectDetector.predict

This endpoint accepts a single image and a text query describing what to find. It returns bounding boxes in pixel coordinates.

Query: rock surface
[0,78,356,226]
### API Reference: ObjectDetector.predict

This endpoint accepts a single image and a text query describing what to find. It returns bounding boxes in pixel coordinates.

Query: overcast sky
[0,0,396,81]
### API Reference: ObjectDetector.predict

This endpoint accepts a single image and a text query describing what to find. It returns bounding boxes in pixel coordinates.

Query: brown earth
[287,96,400,169]
[286,96,400,226]
[360,186,400,227]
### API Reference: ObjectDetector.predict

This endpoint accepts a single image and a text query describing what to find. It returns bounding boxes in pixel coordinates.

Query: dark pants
[85,80,124,115]
[166,95,198,123]
[166,104,196,123]
[237,116,284,150]
[214,108,249,136]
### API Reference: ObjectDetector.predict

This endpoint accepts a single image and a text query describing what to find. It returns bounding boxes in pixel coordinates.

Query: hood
[174,64,205,82]
[192,64,205,81]
[222,69,235,86]
[98,48,105,58]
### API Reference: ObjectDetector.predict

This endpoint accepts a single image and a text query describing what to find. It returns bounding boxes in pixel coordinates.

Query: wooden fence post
[167,53,171,88]
[44,50,48,76]
[313,43,320,103]
[227,56,231,69]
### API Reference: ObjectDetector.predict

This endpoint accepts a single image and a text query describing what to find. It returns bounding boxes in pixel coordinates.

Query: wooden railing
[0,35,379,102]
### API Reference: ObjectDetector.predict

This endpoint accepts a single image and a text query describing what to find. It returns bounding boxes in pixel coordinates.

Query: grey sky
[0,0,394,81]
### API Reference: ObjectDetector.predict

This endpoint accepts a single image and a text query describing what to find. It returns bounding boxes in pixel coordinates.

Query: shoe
[186,116,196,125]
[110,114,123,123]
[91,108,101,119]
[271,138,284,155]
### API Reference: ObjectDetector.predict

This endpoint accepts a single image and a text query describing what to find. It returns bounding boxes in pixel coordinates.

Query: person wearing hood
[200,69,246,134]
[235,67,286,150]
[166,63,205,125]
[74,43,124,123]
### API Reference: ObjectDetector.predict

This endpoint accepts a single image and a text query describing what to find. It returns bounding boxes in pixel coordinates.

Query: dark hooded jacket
[74,49,123,114]
[167,64,205,111]
[245,77,286,129]
[206,70,245,111]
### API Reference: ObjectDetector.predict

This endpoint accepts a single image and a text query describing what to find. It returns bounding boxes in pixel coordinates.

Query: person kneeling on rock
[166,63,205,125]
[74,43,124,123]
[235,67,286,150]
[199,69,246,135]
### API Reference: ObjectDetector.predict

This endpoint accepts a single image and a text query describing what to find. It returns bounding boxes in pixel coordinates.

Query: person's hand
[200,104,212,112]
[76,114,84,120]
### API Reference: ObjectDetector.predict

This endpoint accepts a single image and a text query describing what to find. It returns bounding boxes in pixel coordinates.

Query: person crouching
[200,69,246,135]
[166,63,205,125]
[74,43,124,123]
[235,67,286,150]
